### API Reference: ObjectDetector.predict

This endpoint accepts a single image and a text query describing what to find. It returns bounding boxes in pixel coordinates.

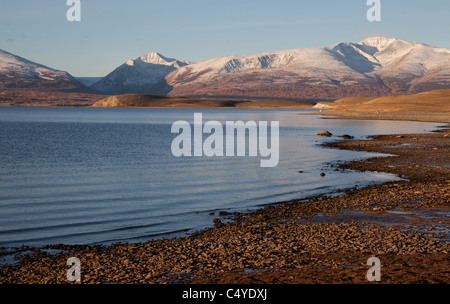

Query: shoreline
[309,110,450,124]
[0,118,449,284]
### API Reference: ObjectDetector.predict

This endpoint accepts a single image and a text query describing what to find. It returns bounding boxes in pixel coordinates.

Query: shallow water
[0,107,441,248]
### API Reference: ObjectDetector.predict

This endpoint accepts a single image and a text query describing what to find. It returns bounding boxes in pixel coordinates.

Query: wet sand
[0,123,448,284]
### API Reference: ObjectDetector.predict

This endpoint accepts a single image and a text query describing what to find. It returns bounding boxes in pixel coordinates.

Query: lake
[0,106,441,249]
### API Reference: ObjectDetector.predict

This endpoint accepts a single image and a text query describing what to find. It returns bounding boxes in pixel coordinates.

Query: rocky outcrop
[317,130,333,136]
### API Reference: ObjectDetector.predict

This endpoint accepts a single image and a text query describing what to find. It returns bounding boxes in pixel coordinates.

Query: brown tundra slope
[0,49,106,106]
[313,89,450,123]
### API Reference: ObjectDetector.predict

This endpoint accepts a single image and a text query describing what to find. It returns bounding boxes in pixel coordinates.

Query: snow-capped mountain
[0,49,103,106]
[0,49,78,83]
[91,52,195,94]
[162,36,450,99]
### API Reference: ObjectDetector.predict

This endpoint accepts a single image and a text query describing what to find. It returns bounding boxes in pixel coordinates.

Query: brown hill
[324,89,450,112]
[315,89,450,123]
[0,77,107,106]
[92,94,316,109]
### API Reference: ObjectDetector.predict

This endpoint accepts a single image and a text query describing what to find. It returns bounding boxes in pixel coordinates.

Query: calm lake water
[0,107,441,249]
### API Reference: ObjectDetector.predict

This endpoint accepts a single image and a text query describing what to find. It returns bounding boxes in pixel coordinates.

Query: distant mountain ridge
[90,36,450,100]
[76,77,104,87]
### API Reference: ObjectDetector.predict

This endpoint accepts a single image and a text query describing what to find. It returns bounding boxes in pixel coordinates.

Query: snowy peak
[358,36,438,60]
[357,36,450,76]
[359,36,402,51]
[126,52,193,68]
[91,52,194,94]
[136,52,167,64]
[0,49,73,81]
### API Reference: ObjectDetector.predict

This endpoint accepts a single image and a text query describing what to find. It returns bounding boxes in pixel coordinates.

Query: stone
[338,134,354,139]
[213,218,224,228]
[317,130,333,136]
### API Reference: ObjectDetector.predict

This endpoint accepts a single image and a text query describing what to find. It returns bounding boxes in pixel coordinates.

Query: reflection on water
[0,107,441,248]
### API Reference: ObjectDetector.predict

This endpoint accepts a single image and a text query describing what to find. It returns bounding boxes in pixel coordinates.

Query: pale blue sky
[1,0,449,77]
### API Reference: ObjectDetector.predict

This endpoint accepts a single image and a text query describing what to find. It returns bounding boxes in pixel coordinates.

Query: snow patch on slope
[0,49,73,81]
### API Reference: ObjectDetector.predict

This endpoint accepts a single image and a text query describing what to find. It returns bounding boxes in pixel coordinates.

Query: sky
[1,0,449,77]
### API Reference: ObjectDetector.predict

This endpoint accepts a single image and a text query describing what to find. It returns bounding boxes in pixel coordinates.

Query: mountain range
[90,36,450,100]
[1,36,449,105]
